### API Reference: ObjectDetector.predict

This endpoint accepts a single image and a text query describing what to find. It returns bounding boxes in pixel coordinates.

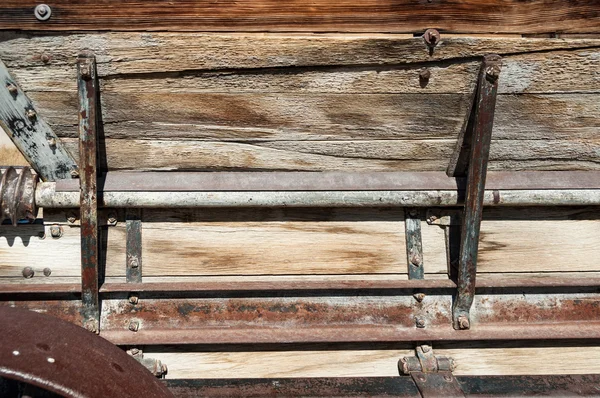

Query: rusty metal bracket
[127,349,168,378]
[405,208,424,279]
[0,59,78,181]
[447,55,502,330]
[399,345,463,398]
[78,54,101,333]
[126,209,142,284]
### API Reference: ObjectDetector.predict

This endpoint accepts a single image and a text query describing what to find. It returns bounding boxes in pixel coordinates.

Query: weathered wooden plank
[146,345,600,379]
[0,60,77,180]
[57,138,600,172]
[0,127,28,166]
[1,33,599,74]
[1,1,599,33]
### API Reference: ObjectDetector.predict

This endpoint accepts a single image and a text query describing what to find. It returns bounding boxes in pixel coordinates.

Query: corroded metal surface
[126,210,142,283]
[78,54,100,332]
[0,306,173,398]
[405,208,424,279]
[453,55,502,330]
[0,167,37,225]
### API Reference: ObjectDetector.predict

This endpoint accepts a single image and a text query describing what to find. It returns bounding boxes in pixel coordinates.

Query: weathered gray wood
[0,60,77,180]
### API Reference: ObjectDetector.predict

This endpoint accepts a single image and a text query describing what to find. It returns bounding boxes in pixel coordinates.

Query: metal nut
[128,257,140,269]
[410,254,422,267]
[50,224,63,239]
[457,315,470,330]
[485,64,502,82]
[47,137,57,148]
[129,348,140,356]
[84,319,99,334]
[415,317,426,328]
[128,321,140,332]
[7,84,18,96]
[22,267,35,279]
[80,63,93,81]
[423,28,440,47]
[419,69,431,81]
[128,295,139,305]
[107,214,118,225]
[421,345,432,353]
[66,212,78,223]
[34,4,52,21]
[43,267,52,277]
[26,109,37,121]
[398,358,410,375]
[70,169,80,178]
[413,293,426,303]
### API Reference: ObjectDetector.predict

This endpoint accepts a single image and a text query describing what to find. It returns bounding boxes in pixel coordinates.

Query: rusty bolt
[161,364,168,375]
[26,109,37,121]
[128,295,139,305]
[485,64,502,82]
[421,345,432,353]
[80,64,92,81]
[398,358,410,375]
[40,54,51,64]
[66,212,78,223]
[413,293,426,302]
[22,267,35,279]
[415,317,426,328]
[7,84,18,96]
[443,375,453,382]
[107,214,118,225]
[128,320,140,332]
[34,4,52,21]
[427,215,437,224]
[84,319,99,334]
[50,224,63,239]
[129,348,140,355]
[43,267,52,277]
[419,69,431,81]
[423,29,440,47]
[47,137,56,148]
[410,254,422,267]
[128,257,140,269]
[457,315,470,330]
[70,169,80,179]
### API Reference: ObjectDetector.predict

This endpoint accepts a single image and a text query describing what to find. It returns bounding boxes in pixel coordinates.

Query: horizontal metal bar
[35,186,600,208]
[163,375,600,397]
[54,171,600,192]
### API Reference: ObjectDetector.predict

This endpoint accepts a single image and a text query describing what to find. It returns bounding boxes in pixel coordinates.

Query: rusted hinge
[127,349,168,378]
[398,345,464,398]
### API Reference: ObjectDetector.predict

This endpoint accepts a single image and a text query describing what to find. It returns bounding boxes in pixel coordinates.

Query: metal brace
[399,345,464,398]
[126,349,168,378]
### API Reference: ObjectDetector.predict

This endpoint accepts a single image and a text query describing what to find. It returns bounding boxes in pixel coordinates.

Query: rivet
[413,293,426,302]
[415,317,426,328]
[22,267,35,279]
[50,224,63,238]
[419,69,431,81]
[26,109,37,121]
[423,28,441,48]
[128,321,140,332]
[7,84,18,97]
[457,315,470,330]
[34,4,52,21]
[43,267,52,277]
[41,54,51,64]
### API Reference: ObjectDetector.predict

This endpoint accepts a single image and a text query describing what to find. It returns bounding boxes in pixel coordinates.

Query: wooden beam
[0,59,77,180]
[0,1,599,33]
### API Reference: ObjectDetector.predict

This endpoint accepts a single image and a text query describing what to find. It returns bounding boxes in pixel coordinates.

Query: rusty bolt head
[40,54,51,64]
[70,169,80,179]
[50,224,63,239]
[26,109,37,121]
[129,348,140,356]
[7,84,18,96]
[413,293,426,303]
[34,4,52,21]
[128,295,139,305]
[410,254,422,267]
[43,267,52,277]
[423,29,440,47]
[22,267,35,279]
[80,64,92,81]
[415,317,426,328]
[419,69,431,81]
[84,319,99,334]
[107,214,118,225]
[128,257,140,269]
[427,215,437,224]
[161,364,168,375]
[398,358,410,375]
[47,137,56,148]
[457,315,470,330]
[128,320,140,332]
[66,212,78,223]
[421,345,432,353]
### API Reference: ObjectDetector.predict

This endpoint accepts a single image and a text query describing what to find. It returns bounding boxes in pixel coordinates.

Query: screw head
[43,267,52,277]
[34,4,52,21]
[50,224,63,239]
[128,321,140,332]
[413,293,426,302]
[457,315,470,330]
[423,28,441,47]
[22,267,35,279]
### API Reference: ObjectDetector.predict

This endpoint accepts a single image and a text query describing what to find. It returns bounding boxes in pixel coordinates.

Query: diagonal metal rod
[78,53,101,334]
[451,54,502,330]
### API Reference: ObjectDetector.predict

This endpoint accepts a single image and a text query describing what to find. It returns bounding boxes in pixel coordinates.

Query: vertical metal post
[451,55,502,330]
[78,54,100,333]
[126,210,142,283]
[405,208,424,279]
